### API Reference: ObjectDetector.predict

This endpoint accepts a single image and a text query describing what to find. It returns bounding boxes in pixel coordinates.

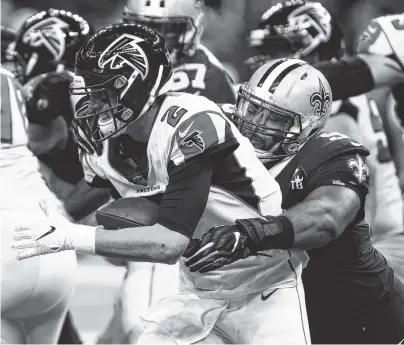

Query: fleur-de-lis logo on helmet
[310,78,331,118]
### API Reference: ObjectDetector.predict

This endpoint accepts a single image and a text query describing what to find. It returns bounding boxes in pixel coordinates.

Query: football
[95,197,159,230]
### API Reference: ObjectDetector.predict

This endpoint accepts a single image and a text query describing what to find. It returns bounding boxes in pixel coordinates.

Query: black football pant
[306,277,404,344]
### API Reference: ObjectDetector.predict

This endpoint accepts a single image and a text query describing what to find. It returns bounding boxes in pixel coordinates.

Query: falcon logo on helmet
[98,34,149,80]
[22,17,69,60]
[310,78,331,117]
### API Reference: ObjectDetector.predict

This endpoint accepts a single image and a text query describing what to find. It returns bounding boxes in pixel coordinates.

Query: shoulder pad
[218,103,235,120]
[299,131,370,169]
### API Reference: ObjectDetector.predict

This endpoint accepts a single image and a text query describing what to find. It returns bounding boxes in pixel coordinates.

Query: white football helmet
[123,0,205,63]
[233,58,332,161]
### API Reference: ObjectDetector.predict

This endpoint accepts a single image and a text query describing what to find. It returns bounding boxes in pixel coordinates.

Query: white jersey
[1,66,76,344]
[0,66,62,212]
[83,92,307,298]
[333,94,403,236]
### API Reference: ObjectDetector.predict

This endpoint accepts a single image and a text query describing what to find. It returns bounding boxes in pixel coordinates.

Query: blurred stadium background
[3,0,404,84]
[2,0,404,341]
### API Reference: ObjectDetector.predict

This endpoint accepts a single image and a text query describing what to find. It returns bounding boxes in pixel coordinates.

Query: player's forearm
[282,197,356,250]
[358,54,404,88]
[90,223,189,264]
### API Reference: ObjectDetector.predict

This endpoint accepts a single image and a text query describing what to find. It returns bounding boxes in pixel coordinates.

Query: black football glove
[184,216,294,273]
[184,225,254,273]
[25,71,73,125]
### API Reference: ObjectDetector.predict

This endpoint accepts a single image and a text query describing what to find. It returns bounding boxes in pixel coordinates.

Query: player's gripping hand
[12,200,79,260]
[356,14,404,70]
[184,225,253,273]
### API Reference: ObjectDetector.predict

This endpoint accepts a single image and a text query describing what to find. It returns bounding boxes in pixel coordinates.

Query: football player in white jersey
[11,23,310,344]
[98,0,237,342]
[1,66,77,343]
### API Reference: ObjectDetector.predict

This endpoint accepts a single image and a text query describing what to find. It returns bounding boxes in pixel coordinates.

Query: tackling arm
[282,186,361,250]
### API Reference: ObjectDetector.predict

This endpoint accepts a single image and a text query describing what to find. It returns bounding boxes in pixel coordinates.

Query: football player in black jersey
[10,9,109,223]
[244,0,404,101]
[122,0,236,103]
[185,58,404,343]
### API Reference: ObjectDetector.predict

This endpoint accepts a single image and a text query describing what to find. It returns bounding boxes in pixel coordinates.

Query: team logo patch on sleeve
[22,18,69,60]
[347,154,370,183]
[173,113,220,163]
[180,127,205,152]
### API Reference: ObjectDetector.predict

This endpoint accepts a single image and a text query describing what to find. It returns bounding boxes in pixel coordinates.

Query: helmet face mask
[234,83,302,154]
[235,58,332,161]
[70,72,133,142]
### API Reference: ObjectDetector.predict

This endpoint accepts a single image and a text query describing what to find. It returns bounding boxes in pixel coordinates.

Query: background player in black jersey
[10,9,110,224]
[122,0,236,104]
[185,58,404,344]
[243,0,404,102]
[243,0,404,283]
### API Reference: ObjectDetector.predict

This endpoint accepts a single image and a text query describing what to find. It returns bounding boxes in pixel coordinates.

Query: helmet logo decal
[22,17,69,60]
[310,78,330,118]
[98,34,149,80]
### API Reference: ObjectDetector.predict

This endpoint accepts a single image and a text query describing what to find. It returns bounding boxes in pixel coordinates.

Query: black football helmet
[1,26,16,63]
[10,8,92,83]
[70,23,172,145]
[245,0,345,72]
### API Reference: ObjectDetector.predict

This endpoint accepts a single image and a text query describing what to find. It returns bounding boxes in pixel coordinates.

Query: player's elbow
[160,232,190,265]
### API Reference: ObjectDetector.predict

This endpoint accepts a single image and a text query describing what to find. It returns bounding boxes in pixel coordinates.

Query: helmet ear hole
[114,76,127,90]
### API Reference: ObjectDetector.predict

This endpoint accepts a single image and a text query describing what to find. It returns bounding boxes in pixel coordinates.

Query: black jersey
[270,131,392,301]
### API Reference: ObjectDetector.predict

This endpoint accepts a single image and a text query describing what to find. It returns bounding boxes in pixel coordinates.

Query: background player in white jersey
[187,58,404,343]
[96,0,237,342]
[1,66,77,343]
[12,23,310,344]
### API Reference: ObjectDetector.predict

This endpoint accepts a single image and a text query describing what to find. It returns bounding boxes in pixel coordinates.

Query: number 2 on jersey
[162,106,188,127]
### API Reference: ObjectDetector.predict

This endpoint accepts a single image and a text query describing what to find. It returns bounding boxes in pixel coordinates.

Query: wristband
[71,224,98,255]
[236,215,295,251]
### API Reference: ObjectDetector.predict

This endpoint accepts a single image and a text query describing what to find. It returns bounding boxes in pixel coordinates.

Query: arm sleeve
[315,56,375,101]
[157,156,213,238]
[307,153,370,208]
[169,111,239,167]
